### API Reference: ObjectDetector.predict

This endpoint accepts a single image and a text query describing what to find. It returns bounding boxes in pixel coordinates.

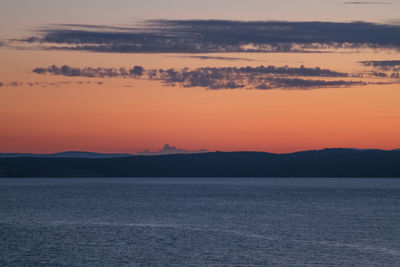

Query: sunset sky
[1,0,400,153]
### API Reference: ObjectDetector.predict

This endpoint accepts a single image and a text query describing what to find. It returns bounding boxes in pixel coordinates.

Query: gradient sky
[1,0,400,153]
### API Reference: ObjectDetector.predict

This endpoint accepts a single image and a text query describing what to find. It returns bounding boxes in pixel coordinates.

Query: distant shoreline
[1,149,400,178]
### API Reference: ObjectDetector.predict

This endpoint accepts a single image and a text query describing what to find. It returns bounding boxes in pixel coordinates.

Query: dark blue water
[1,178,400,266]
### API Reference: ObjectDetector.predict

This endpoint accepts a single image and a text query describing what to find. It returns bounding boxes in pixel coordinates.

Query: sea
[1,178,400,266]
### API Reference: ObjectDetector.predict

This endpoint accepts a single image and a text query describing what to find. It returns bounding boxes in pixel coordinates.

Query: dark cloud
[33,65,144,78]
[360,60,400,77]
[152,65,351,89]
[360,60,400,68]
[18,20,400,53]
[34,64,347,78]
[129,66,145,76]
[361,60,400,66]
[137,144,207,155]
[263,78,364,89]
[33,64,365,90]
[369,71,388,77]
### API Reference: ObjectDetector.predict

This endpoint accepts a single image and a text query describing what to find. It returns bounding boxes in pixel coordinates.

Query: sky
[1,0,400,153]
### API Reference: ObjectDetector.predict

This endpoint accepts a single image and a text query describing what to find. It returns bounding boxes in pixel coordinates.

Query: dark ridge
[1,149,399,178]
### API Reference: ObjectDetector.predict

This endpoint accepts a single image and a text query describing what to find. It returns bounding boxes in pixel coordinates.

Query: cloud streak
[33,64,366,90]
[343,1,395,5]
[360,60,400,68]
[0,80,103,88]
[15,20,400,53]
[175,55,257,61]
[33,65,145,78]
[34,64,347,78]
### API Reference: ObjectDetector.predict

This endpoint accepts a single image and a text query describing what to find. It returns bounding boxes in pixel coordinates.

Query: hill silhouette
[1,148,400,177]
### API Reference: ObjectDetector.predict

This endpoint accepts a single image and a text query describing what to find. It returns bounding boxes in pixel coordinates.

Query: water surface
[1,178,400,266]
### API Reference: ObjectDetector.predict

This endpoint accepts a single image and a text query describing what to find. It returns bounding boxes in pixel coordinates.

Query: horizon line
[1,147,399,157]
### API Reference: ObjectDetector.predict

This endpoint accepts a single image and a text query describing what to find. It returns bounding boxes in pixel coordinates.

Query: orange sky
[1,48,400,153]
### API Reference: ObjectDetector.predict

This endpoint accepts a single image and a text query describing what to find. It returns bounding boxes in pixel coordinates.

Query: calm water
[1,178,400,266]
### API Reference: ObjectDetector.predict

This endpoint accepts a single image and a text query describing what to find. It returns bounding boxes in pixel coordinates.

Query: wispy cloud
[33,64,367,90]
[174,55,258,62]
[0,80,103,88]
[255,78,363,90]
[386,19,400,25]
[13,20,400,53]
[343,1,396,5]
[7,82,23,87]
